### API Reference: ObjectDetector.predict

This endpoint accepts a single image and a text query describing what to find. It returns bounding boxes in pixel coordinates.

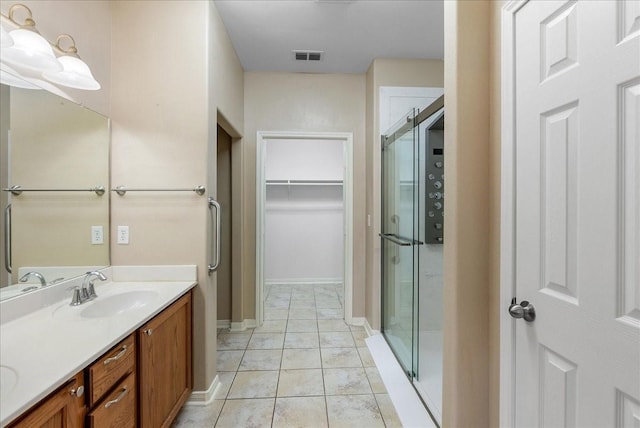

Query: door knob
[509,298,536,322]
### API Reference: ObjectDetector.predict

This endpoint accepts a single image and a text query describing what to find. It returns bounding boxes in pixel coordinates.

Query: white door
[512,0,640,426]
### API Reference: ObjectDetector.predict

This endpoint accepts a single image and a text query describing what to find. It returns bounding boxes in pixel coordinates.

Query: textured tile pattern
[173,284,401,427]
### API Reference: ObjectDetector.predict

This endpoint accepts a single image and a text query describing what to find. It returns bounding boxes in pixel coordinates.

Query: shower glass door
[381,109,420,375]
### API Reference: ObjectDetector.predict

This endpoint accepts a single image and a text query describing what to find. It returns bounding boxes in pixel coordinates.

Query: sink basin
[53,290,160,320]
[80,290,160,318]
[0,365,18,399]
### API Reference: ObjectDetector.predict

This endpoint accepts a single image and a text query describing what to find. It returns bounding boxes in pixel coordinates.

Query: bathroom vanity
[0,266,196,428]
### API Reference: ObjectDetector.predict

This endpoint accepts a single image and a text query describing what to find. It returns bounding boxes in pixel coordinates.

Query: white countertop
[0,266,197,426]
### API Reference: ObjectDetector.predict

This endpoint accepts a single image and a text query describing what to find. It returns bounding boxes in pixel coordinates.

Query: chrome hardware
[70,287,83,306]
[143,329,153,336]
[83,271,106,300]
[104,387,128,408]
[103,345,127,365]
[19,271,47,287]
[70,385,84,397]
[4,204,10,274]
[379,233,424,247]
[112,185,205,196]
[509,298,536,322]
[2,185,105,196]
[70,271,107,305]
[208,198,221,275]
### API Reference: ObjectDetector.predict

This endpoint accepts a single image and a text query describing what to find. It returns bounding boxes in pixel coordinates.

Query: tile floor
[172,284,402,427]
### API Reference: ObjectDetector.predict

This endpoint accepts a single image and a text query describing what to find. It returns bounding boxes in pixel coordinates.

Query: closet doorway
[256,132,354,326]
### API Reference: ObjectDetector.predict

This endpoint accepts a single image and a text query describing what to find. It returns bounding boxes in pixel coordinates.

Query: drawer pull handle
[144,328,153,336]
[103,345,127,365]
[104,386,128,409]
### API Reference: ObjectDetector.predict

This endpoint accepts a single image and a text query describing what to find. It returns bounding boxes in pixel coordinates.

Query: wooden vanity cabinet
[137,292,192,428]
[8,372,86,428]
[8,290,192,428]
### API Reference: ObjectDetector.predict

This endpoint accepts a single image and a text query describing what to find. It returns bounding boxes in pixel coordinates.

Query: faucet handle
[70,287,83,306]
[87,282,98,300]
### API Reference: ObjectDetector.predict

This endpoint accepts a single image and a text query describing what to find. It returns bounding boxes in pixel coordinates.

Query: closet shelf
[266,179,343,186]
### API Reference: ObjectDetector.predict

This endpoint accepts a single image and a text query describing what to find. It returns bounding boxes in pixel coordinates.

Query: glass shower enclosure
[381,97,444,426]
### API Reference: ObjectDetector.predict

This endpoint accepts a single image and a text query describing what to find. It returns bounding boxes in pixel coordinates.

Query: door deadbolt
[509,298,536,322]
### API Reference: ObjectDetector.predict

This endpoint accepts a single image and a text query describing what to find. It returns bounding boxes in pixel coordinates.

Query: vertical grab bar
[208,197,221,275]
[4,204,11,274]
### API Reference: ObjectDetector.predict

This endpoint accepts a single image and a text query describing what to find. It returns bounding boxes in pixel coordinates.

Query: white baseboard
[185,375,219,406]
[363,318,380,337]
[349,316,366,327]
[230,319,257,332]
[217,319,257,332]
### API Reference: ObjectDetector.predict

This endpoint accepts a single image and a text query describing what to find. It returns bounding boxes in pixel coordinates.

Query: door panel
[381,110,417,374]
[514,1,640,426]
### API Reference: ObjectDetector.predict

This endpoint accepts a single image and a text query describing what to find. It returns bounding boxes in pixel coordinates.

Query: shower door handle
[208,198,221,275]
[4,204,11,274]
[379,233,412,246]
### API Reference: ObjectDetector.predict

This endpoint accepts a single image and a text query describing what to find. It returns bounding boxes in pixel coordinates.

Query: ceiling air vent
[293,51,324,62]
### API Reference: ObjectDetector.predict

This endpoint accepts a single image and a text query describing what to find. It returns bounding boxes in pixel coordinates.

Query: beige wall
[442,1,501,426]
[0,0,111,116]
[364,58,444,330]
[243,72,366,320]
[109,0,244,392]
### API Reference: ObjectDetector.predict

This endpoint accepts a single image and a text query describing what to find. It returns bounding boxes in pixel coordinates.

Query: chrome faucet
[70,271,107,306]
[19,271,47,287]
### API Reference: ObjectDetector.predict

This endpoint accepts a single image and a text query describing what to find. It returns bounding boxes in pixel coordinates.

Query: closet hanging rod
[266,179,343,185]
[111,185,206,196]
[2,185,105,196]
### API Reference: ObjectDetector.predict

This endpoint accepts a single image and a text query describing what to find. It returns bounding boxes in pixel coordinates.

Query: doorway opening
[215,118,243,330]
[256,132,354,326]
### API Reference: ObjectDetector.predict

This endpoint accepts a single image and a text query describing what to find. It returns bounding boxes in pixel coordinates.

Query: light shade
[0,69,42,89]
[42,55,100,90]
[0,26,13,48]
[1,28,62,75]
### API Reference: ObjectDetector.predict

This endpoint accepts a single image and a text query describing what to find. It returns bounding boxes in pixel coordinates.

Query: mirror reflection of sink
[80,290,160,318]
[53,290,160,320]
[0,365,18,399]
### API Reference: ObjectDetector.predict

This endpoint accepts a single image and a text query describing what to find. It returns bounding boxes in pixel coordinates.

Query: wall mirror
[0,69,110,300]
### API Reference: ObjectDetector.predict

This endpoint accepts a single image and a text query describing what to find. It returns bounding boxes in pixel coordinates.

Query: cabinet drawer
[87,371,136,428]
[87,334,135,407]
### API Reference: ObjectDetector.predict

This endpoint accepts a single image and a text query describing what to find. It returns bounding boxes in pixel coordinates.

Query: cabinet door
[9,372,85,428]
[138,292,192,428]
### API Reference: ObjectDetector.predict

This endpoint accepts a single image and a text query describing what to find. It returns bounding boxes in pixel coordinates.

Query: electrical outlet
[117,225,129,244]
[91,226,104,244]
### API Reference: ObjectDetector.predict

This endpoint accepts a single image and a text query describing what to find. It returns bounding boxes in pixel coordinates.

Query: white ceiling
[214,0,444,74]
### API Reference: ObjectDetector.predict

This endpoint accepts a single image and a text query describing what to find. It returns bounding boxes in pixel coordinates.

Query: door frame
[255,131,354,325]
[500,1,528,426]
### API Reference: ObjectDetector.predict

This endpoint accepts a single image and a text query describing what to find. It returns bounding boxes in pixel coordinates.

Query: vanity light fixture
[0,25,13,47]
[0,4,62,75]
[0,3,100,90]
[42,34,100,90]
